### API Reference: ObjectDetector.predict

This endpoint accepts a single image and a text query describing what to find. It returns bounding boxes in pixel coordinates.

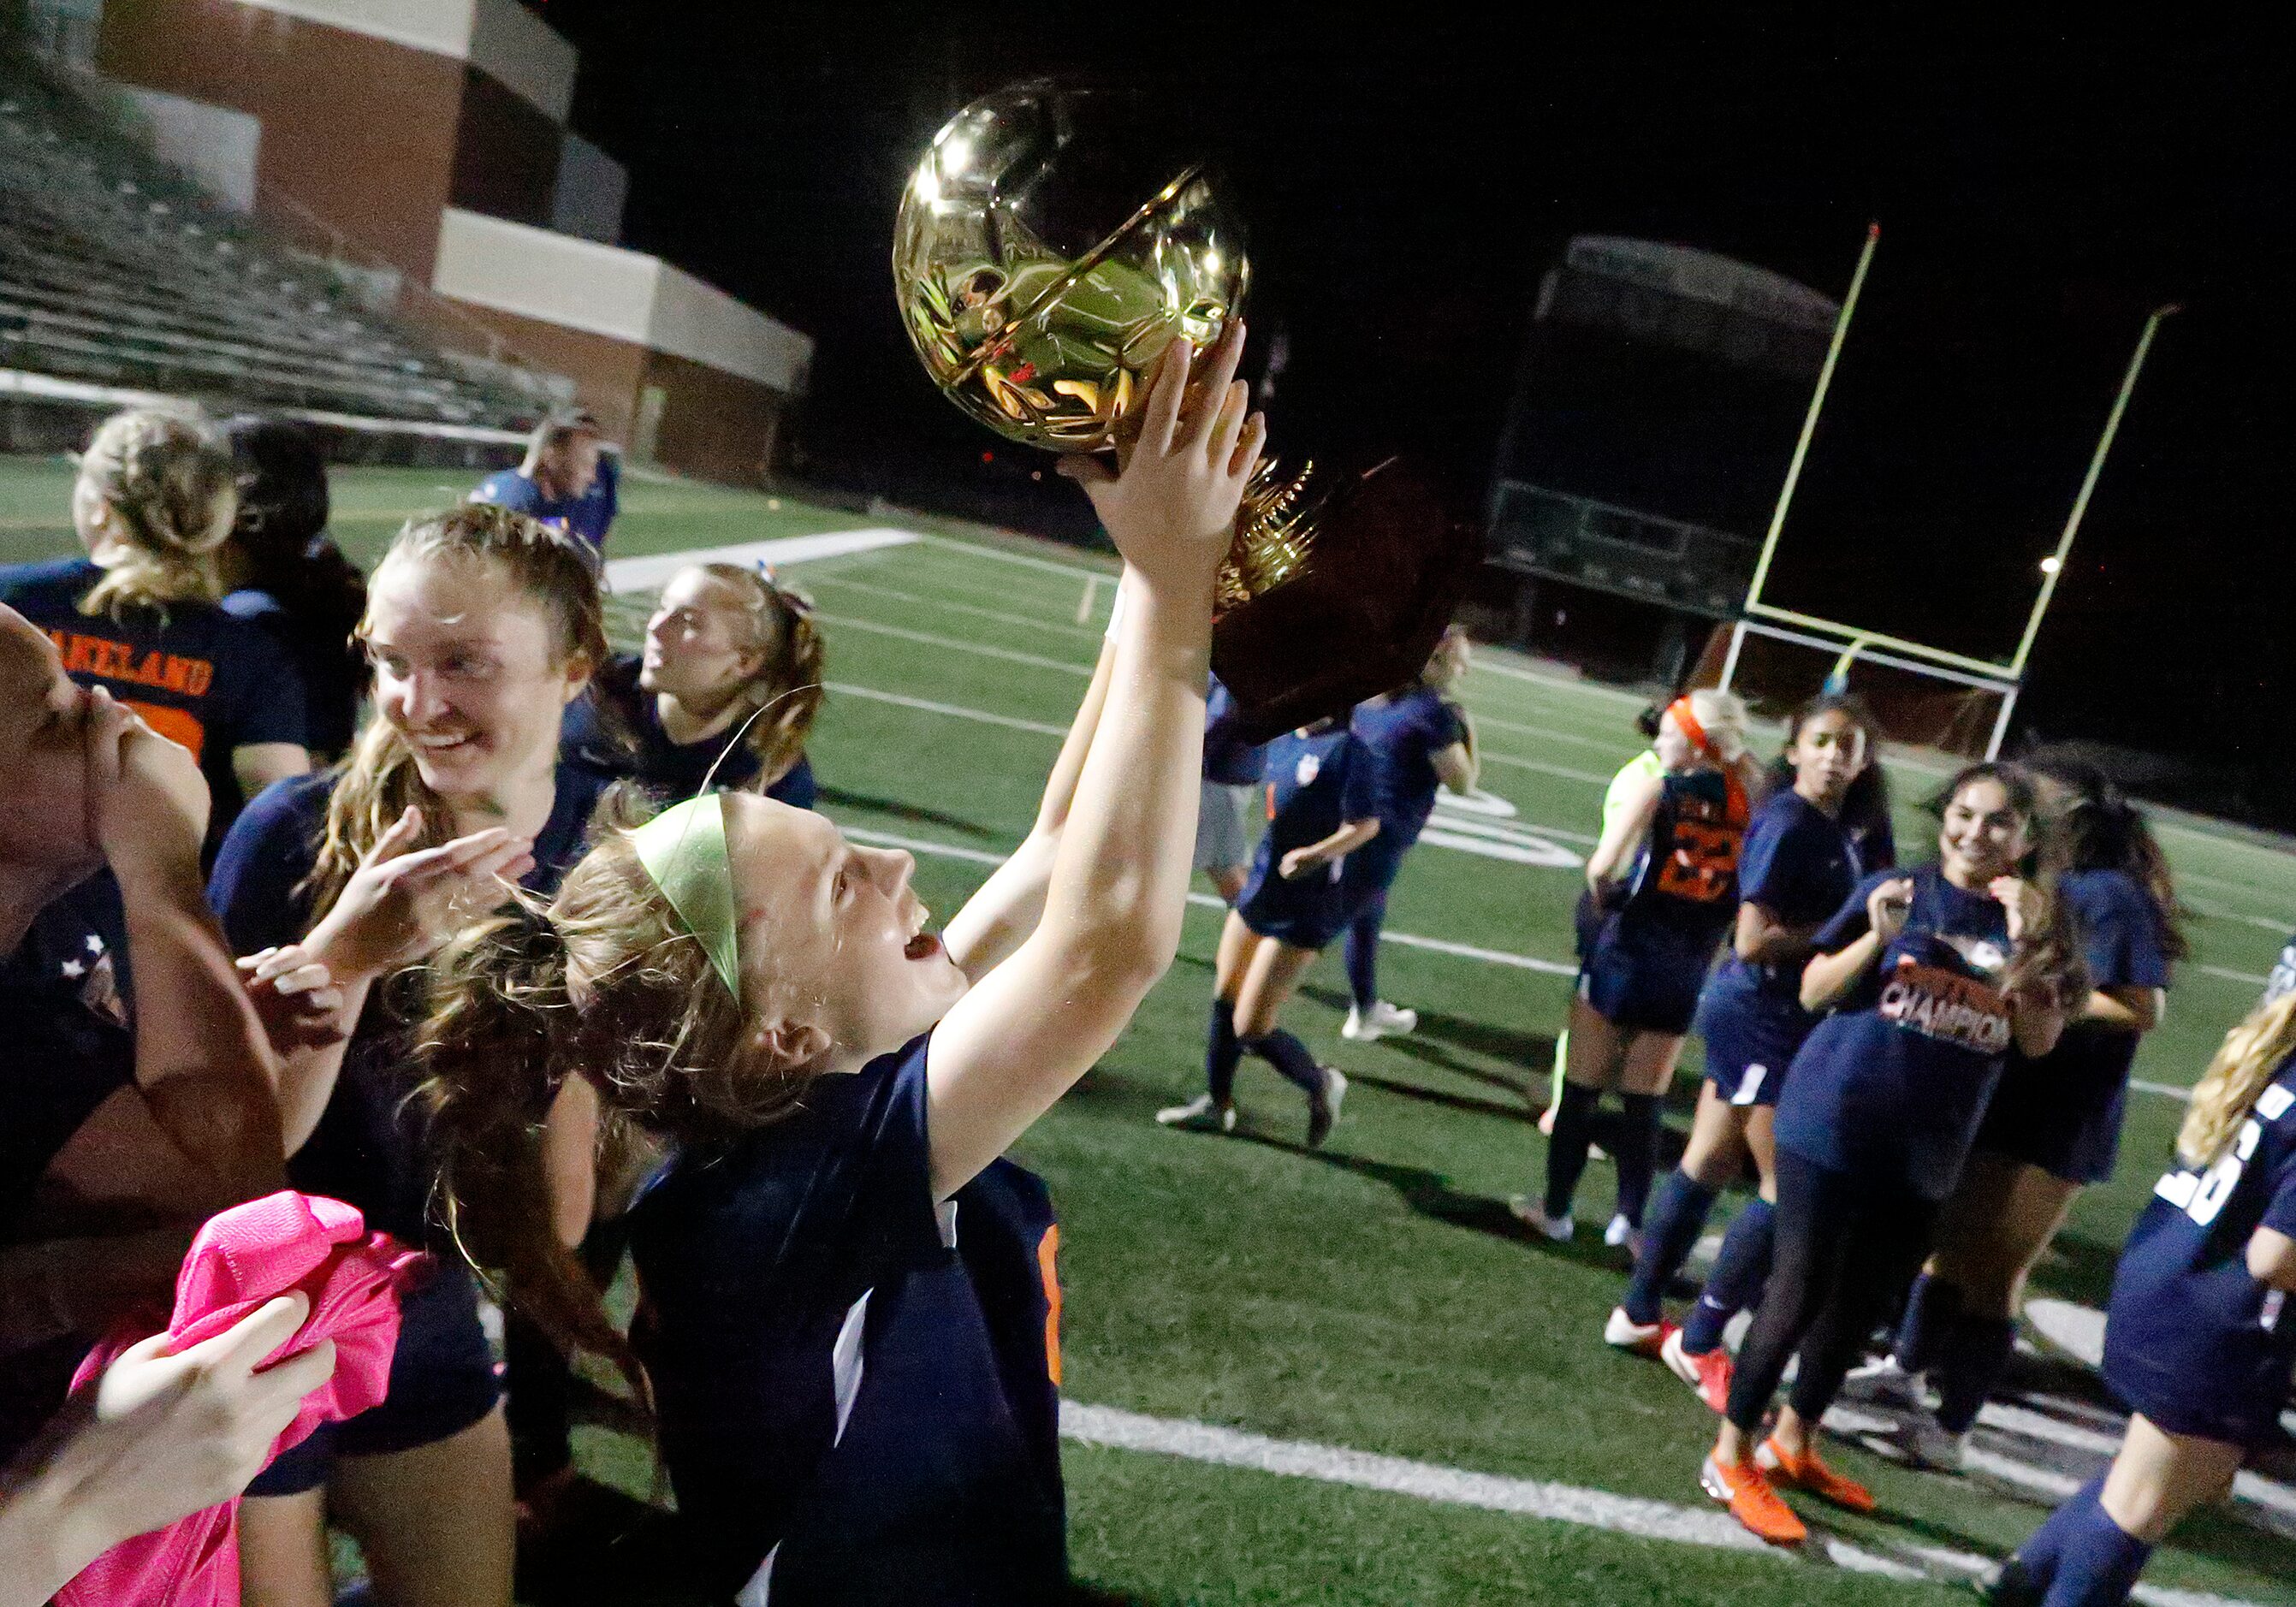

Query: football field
[4,457,2293,1604]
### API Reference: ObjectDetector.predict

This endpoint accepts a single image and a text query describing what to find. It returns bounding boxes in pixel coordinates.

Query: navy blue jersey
[2103,1058,2296,1444]
[1618,767,1748,944]
[629,1035,1066,1603]
[1350,686,1465,847]
[221,543,366,762]
[471,454,618,552]
[561,654,816,809]
[0,558,309,847]
[1201,674,1265,787]
[1775,864,2018,1201]
[208,766,608,1242]
[1255,726,1378,862]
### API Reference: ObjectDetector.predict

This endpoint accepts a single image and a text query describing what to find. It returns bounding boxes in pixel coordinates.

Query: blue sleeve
[1416,697,1464,754]
[767,753,817,811]
[224,624,310,749]
[471,471,537,513]
[2083,876,2172,992]
[1810,869,1889,954]
[1340,738,1379,824]
[829,1037,952,1284]
[1735,809,1801,910]
[208,779,323,955]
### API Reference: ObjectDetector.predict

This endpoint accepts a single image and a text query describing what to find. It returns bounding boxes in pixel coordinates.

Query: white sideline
[601,527,918,591]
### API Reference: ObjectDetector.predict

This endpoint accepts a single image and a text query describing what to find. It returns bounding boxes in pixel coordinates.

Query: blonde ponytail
[696,563,824,787]
[2177,992,2296,1167]
[75,408,236,619]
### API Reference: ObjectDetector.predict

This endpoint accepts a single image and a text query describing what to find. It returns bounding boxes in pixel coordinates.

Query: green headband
[632,794,743,999]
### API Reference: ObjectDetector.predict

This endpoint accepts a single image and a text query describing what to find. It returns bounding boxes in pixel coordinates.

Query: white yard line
[816,614,1095,676]
[602,527,917,590]
[825,683,1069,736]
[809,573,1106,640]
[919,531,1118,580]
[1480,750,1617,786]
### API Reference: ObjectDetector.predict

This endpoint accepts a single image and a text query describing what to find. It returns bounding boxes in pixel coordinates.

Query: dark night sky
[535,3,2292,808]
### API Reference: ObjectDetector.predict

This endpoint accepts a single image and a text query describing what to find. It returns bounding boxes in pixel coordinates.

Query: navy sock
[1613,1093,1663,1227]
[2042,1480,2152,1607]
[1543,1082,1602,1219]
[2011,1474,2104,1590]
[1206,999,1243,1105]
[1344,895,1384,1011]
[1244,1028,1326,1095]
[1935,1314,2018,1435]
[1894,1272,1961,1373]
[1682,1195,1775,1355]
[1622,1170,1718,1325]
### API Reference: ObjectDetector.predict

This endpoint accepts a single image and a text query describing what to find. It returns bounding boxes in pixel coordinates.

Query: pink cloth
[60,1190,427,1607]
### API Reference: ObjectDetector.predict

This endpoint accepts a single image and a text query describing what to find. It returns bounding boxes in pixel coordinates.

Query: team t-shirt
[1350,686,1465,847]
[2103,1058,2296,1444]
[208,766,608,1242]
[629,1034,1066,1603]
[470,454,619,552]
[0,557,309,847]
[562,653,817,809]
[1700,789,1866,1014]
[1617,767,1747,943]
[1775,863,2019,1201]
[1991,867,2171,1112]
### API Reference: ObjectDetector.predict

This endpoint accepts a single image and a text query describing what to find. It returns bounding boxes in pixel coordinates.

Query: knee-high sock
[1894,1272,1962,1373]
[1935,1314,2018,1435]
[2011,1474,2105,1590]
[2039,1479,2153,1607]
[1622,1170,1718,1325]
[1206,998,1243,1105]
[1613,1093,1663,1227]
[1681,1195,1774,1355]
[1243,1027,1326,1094]
[1543,1082,1603,1219]
[1344,892,1385,1011]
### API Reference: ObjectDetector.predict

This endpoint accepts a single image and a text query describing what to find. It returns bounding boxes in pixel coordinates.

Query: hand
[1278,847,1319,881]
[303,808,535,982]
[53,1293,335,1559]
[1990,875,2044,942]
[1866,877,1915,944]
[238,946,348,1052]
[83,687,208,885]
[1057,323,1267,599]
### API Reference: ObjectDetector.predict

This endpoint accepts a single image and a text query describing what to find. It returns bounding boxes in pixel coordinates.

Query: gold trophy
[894,81,1473,740]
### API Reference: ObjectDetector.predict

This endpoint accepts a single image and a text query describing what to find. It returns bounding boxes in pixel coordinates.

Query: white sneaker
[1308,1067,1347,1147]
[1342,1000,1418,1041]
[1837,1354,1925,1411]
[1155,1094,1237,1133]
[1602,1213,1644,1254]
[1603,1306,1670,1356]
[1897,1413,1968,1473]
[1508,1195,1574,1242]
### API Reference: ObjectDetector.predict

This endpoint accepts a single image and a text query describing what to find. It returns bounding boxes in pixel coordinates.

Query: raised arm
[1584,767,1663,894]
[925,328,1265,1198]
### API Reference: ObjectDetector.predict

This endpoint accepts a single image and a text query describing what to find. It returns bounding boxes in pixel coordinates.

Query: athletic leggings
[1724,1150,1941,1435]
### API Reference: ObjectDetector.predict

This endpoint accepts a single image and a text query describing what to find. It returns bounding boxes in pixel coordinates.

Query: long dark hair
[2027,757,2190,964]
[1762,691,1896,869]
[1926,761,2088,1005]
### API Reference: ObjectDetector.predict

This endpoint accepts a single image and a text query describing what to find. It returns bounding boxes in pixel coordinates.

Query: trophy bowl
[894,81,1248,452]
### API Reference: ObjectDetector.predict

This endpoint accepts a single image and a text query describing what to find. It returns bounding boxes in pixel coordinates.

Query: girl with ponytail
[561,560,824,806]
[0,407,312,851]
[1987,995,2296,1607]
[416,330,1265,1604]
[209,501,610,1607]
[1855,760,2187,1467]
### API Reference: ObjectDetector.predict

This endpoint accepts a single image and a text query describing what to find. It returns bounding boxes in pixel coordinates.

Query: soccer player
[1194,670,1263,904]
[410,331,1263,1603]
[562,561,823,807]
[0,407,311,854]
[1849,762,2182,1467]
[470,410,618,554]
[212,504,610,1607]
[1702,763,2084,1545]
[1159,711,1376,1142]
[1516,691,1755,1248]
[1338,626,1479,1041]
[1606,694,1890,1378]
[1985,993,2296,1607]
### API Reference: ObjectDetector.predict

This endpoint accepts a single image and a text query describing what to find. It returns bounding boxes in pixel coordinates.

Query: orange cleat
[1757,1436,1875,1513]
[1662,1326,1734,1414]
[1700,1454,1807,1545]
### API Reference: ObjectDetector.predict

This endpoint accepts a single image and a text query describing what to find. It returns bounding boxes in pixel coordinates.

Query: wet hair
[1925,761,2088,1006]
[74,407,237,619]
[621,564,824,786]
[2179,992,2296,1168]
[2026,757,2189,964]
[300,503,607,922]
[1762,691,1896,869]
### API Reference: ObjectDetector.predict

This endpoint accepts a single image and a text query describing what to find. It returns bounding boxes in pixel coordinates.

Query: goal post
[1707,616,2021,761]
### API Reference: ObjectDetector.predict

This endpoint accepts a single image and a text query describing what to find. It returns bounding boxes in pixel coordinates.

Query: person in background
[1338,626,1478,1042]
[0,407,311,856]
[220,417,369,762]
[1986,993,2296,1607]
[471,410,619,556]
[1194,669,1265,904]
[562,561,823,808]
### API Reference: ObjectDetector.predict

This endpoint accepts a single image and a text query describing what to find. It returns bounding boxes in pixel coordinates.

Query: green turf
[4,454,2292,1604]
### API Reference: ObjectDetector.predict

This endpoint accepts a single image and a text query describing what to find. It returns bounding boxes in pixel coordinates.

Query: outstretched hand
[238,946,349,1051]
[1057,321,1267,599]
[302,807,536,983]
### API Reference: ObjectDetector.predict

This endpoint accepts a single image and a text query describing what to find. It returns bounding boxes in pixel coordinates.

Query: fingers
[1228,411,1268,481]
[251,1335,336,1402]
[1186,321,1249,455]
[1207,381,1249,471]
[1054,456,1116,487]
[371,827,517,887]
[1140,336,1192,458]
[180,1290,311,1377]
[358,806,424,870]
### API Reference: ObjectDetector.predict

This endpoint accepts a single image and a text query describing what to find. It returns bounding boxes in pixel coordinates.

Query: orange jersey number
[1653,820,1740,904]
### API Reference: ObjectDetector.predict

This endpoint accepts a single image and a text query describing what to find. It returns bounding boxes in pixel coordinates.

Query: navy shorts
[2103,1337,2287,1449]
[1978,1070,2127,1186]
[1238,863,1350,952]
[1694,988,1807,1109]
[246,1258,501,1495]
[1580,918,1720,1036]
